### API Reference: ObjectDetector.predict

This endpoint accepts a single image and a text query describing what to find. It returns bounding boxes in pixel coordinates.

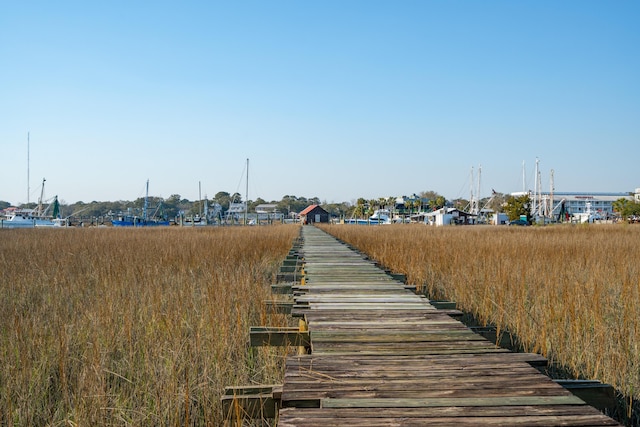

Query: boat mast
[245,158,249,225]
[549,169,555,219]
[199,181,202,218]
[143,179,149,221]
[203,193,208,222]
[476,164,482,215]
[27,132,30,204]
[469,166,475,214]
[37,178,46,217]
[469,166,479,216]
[531,158,538,218]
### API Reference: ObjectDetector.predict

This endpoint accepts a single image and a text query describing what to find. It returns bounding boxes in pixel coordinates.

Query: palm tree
[612,198,631,219]
[353,198,367,219]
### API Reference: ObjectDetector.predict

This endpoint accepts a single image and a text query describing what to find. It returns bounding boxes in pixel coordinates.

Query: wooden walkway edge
[276,225,620,426]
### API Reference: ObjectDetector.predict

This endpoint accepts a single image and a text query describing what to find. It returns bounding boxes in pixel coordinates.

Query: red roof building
[299,204,329,224]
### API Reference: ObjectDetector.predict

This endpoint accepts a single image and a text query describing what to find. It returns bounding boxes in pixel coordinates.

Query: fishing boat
[1,207,62,228]
[111,180,170,227]
[0,179,65,228]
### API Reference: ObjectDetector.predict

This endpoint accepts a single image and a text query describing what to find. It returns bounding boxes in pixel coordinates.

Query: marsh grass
[0,225,299,426]
[320,223,640,424]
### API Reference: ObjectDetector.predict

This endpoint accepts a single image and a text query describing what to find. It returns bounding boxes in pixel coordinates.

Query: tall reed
[0,225,299,426]
[320,223,640,424]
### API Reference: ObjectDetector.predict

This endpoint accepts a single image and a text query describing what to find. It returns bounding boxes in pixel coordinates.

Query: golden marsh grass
[319,223,640,423]
[0,225,299,426]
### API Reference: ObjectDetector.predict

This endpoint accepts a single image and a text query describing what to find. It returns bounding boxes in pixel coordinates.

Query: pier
[227,225,620,426]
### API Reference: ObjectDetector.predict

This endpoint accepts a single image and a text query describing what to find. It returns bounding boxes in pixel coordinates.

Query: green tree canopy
[612,198,640,219]
[504,194,531,222]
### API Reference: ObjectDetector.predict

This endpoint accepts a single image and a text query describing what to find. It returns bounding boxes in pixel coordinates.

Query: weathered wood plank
[278,409,620,427]
[321,395,586,408]
[283,352,549,367]
[310,329,487,343]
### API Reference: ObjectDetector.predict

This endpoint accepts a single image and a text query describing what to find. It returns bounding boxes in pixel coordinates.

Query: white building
[513,189,639,221]
[425,208,477,226]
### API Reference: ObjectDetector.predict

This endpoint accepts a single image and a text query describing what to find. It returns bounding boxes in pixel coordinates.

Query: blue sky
[1,1,638,206]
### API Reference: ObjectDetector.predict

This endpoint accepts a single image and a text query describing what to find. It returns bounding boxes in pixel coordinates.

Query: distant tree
[429,195,447,211]
[451,198,469,211]
[612,198,640,219]
[322,201,351,219]
[0,200,10,210]
[163,194,182,218]
[277,195,313,214]
[367,199,377,216]
[419,190,441,201]
[504,194,532,222]
[213,192,232,212]
[407,199,421,214]
[352,198,367,218]
[419,191,446,211]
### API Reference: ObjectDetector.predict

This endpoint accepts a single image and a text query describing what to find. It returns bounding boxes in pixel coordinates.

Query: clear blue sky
[1,1,638,206]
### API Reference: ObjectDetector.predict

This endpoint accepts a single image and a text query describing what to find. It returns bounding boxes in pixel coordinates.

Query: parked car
[508,219,529,226]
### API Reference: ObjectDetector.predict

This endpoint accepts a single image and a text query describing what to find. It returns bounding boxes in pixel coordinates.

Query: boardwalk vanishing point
[226,225,621,426]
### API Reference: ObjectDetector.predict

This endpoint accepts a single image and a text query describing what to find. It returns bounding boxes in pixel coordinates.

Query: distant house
[254,204,278,214]
[299,204,329,224]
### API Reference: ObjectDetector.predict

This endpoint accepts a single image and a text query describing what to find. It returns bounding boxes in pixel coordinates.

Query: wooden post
[298,319,308,355]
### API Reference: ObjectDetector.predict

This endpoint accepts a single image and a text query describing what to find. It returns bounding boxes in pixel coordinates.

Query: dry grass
[0,225,300,426]
[319,223,640,423]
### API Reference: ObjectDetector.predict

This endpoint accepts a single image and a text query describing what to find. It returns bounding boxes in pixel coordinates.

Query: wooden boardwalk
[276,225,620,426]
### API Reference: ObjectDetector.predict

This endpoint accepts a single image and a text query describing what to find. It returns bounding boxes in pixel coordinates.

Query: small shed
[425,208,477,226]
[299,205,329,224]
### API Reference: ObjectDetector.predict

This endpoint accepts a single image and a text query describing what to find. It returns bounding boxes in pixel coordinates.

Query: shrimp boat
[111,180,170,227]
[1,179,65,228]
